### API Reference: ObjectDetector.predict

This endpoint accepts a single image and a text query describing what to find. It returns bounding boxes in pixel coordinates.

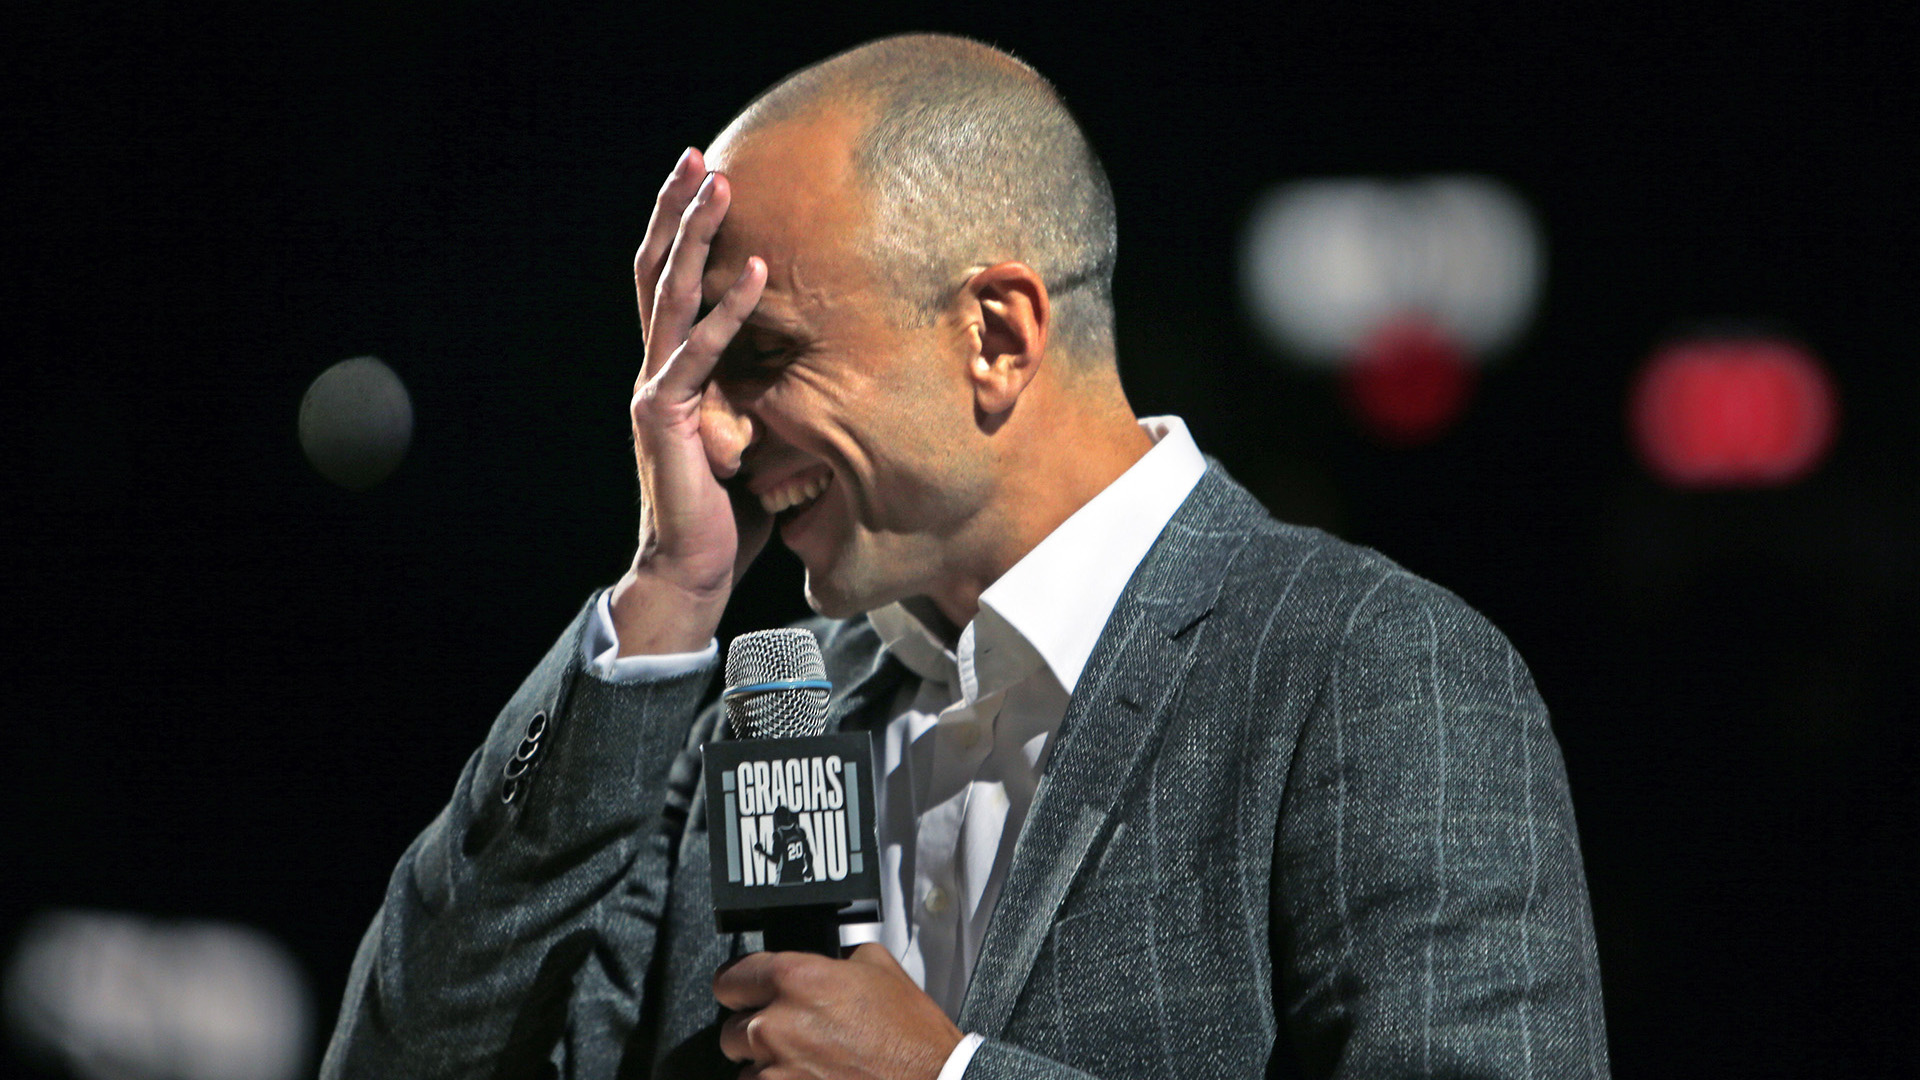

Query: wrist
[608,561,729,656]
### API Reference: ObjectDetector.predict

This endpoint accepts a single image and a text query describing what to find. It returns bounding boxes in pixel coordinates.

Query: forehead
[703,109,876,308]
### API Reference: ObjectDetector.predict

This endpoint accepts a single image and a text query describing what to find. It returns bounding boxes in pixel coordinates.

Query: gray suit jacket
[323,464,1609,1079]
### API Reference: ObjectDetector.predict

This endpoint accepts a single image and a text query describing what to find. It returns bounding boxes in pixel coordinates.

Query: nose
[699,381,758,479]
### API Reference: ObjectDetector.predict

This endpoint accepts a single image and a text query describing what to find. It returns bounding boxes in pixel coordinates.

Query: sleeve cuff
[582,588,718,683]
[936,1033,985,1080]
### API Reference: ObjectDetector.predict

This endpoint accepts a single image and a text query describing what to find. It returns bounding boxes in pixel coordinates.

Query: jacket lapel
[827,639,909,734]
[956,466,1251,1036]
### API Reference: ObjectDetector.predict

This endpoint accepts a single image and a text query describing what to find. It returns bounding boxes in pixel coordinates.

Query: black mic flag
[703,629,881,956]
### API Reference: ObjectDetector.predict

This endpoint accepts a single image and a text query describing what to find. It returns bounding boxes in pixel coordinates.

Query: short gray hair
[729,34,1119,366]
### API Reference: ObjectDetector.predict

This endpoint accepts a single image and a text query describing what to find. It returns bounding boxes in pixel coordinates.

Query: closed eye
[717,333,798,384]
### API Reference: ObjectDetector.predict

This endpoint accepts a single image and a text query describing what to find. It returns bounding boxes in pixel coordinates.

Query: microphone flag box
[702,732,880,932]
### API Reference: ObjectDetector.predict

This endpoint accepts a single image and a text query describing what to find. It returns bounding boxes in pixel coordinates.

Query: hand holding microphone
[706,629,961,1079]
[713,943,962,1080]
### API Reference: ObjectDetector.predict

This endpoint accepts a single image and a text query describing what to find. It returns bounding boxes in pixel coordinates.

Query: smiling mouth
[757,467,832,518]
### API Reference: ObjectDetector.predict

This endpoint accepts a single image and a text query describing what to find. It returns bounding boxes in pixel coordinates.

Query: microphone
[723,628,831,740]
[703,629,880,956]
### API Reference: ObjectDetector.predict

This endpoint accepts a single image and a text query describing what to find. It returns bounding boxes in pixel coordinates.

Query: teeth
[758,471,830,515]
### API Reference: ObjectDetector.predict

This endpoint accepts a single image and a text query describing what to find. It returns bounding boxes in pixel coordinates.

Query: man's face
[700,113,990,619]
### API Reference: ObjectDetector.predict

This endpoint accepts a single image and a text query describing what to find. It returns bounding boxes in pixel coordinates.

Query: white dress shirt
[583,416,1207,1076]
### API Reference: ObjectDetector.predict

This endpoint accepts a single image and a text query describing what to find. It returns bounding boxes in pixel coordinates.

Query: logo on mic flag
[704,732,881,929]
[724,751,860,886]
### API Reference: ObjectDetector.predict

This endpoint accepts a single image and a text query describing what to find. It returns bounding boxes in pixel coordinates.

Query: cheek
[772,330,982,524]
[860,409,989,531]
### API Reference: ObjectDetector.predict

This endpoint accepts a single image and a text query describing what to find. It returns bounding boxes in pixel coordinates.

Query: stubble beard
[800,561,884,621]
[798,532,926,621]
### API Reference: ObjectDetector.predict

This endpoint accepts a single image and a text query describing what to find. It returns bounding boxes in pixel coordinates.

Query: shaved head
[716,34,1119,368]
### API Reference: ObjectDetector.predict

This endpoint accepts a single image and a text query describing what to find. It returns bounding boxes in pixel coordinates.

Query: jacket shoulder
[1198,465,1512,652]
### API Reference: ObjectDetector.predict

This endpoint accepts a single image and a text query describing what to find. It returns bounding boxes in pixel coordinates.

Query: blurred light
[1630,337,1838,488]
[1339,317,1477,445]
[298,355,413,490]
[1240,175,1544,366]
[4,911,311,1080]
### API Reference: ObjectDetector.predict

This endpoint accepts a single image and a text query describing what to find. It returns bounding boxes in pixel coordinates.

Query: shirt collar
[868,415,1207,701]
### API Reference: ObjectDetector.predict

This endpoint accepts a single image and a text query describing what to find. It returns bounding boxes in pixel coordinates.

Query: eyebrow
[695,298,802,336]
[747,309,802,334]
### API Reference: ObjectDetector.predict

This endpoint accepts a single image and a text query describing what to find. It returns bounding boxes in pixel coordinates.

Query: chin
[800,572,869,621]
[799,556,913,621]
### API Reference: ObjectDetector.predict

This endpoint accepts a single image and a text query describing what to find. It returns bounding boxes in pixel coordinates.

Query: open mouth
[757,467,832,522]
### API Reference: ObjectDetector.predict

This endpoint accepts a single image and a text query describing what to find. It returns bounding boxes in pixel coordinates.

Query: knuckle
[655,272,691,311]
[632,382,669,421]
[685,321,723,357]
[771,954,822,996]
[764,952,800,984]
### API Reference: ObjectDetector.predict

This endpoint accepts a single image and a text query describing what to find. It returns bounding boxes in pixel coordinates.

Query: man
[323,34,1608,1080]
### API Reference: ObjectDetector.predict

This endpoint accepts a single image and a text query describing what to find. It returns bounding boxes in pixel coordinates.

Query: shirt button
[923,887,951,915]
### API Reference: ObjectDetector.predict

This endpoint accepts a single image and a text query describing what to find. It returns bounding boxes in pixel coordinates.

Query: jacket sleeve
[1272,569,1611,1079]
[320,594,721,1080]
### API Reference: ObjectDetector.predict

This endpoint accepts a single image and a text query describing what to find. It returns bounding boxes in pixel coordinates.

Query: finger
[634,257,764,427]
[686,255,767,369]
[652,255,766,404]
[713,952,781,1012]
[649,171,732,369]
[720,1007,793,1067]
[634,148,706,337]
[717,1008,757,1063]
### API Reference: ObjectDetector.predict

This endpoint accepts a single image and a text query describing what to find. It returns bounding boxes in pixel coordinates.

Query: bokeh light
[298,355,413,490]
[1240,175,1544,366]
[4,911,312,1080]
[1339,317,1478,445]
[1630,336,1839,488]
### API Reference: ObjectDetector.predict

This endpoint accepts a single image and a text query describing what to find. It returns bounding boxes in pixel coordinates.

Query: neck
[928,380,1153,628]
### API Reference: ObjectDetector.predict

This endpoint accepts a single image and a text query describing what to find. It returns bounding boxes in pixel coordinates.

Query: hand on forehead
[701,108,875,307]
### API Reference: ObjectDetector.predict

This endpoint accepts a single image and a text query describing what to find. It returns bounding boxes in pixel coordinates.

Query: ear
[962,262,1050,417]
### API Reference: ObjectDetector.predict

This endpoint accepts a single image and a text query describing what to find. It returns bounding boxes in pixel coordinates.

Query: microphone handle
[761,905,843,958]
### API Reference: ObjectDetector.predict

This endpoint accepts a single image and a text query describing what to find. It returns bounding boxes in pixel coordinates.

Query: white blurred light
[298,355,413,490]
[1240,175,1545,366]
[4,911,312,1080]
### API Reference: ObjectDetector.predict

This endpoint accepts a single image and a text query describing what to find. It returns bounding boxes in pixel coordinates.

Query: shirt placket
[909,689,1004,1015]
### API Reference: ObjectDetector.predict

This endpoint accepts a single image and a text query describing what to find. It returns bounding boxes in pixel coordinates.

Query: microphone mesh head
[724,628,830,740]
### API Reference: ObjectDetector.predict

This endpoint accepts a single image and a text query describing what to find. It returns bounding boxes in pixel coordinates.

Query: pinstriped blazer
[322,463,1610,1079]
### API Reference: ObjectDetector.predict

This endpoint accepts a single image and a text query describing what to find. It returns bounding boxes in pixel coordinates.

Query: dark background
[4,2,1914,1076]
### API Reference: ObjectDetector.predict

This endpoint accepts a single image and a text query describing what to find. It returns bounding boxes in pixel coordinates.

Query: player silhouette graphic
[752,802,815,885]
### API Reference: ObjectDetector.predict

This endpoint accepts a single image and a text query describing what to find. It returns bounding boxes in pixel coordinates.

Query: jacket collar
[955,462,1255,1035]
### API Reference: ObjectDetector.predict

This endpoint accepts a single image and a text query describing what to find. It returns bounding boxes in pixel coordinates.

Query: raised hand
[611,147,770,655]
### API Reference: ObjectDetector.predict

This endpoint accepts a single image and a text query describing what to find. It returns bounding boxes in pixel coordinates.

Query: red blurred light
[1339,317,1477,445]
[1630,337,1838,488]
